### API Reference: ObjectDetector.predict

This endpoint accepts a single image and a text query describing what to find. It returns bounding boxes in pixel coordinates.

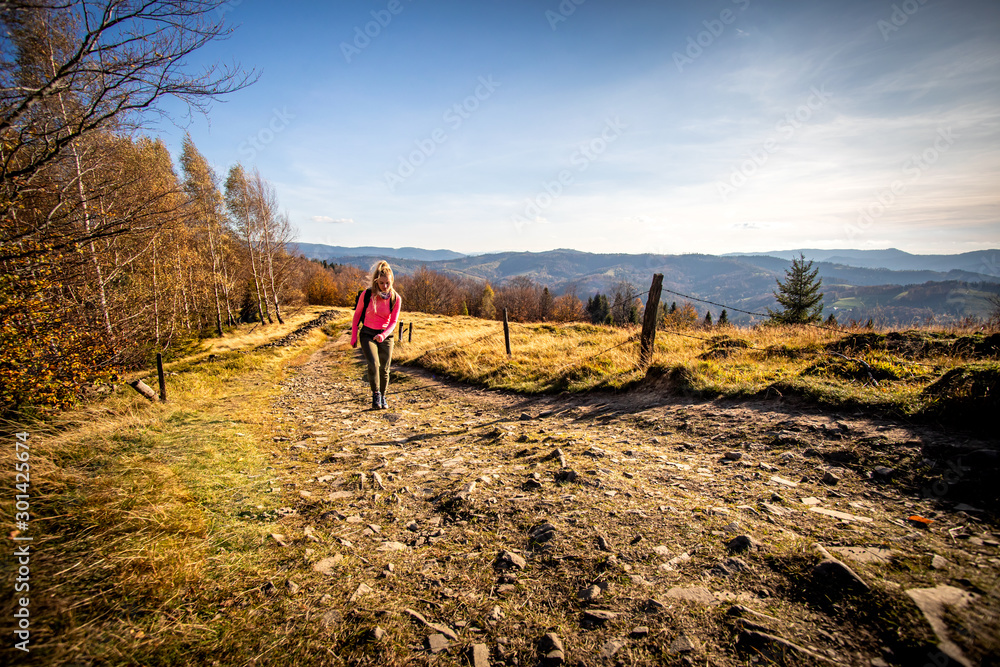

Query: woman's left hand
[374,334,384,343]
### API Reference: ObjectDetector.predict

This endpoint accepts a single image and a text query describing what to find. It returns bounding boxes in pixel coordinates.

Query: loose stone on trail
[495,550,526,570]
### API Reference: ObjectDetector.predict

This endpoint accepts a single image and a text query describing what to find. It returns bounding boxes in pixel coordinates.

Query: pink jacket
[350,290,402,346]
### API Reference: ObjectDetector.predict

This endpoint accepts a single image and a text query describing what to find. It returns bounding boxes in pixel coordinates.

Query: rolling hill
[293,243,1000,324]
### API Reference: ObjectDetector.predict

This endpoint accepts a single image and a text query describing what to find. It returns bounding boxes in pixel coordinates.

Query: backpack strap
[357,288,372,328]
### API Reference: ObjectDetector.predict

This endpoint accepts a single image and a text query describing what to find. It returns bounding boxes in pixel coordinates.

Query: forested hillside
[0,2,361,414]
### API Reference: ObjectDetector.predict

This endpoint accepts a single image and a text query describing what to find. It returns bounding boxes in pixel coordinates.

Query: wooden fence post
[502,308,511,357]
[408,322,413,343]
[128,379,158,402]
[639,273,664,367]
[156,352,167,402]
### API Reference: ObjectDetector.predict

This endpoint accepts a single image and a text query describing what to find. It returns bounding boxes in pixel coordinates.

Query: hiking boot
[380,394,389,409]
[372,392,381,409]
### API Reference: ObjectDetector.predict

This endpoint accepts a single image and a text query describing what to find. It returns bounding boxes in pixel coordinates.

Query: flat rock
[726,605,779,624]
[469,643,490,667]
[377,541,407,551]
[770,475,798,487]
[495,550,526,570]
[872,466,895,480]
[665,587,718,605]
[905,585,976,667]
[539,633,565,664]
[312,554,344,575]
[426,633,449,654]
[930,554,949,570]
[599,637,626,659]
[530,522,557,543]
[809,506,873,523]
[582,609,617,626]
[577,584,602,602]
[349,583,373,603]
[761,503,788,516]
[828,546,893,565]
[711,557,751,577]
[813,545,870,592]
[405,608,459,641]
[631,626,649,638]
[670,633,700,653]
[663,552,691,570]
[555,469,578,483]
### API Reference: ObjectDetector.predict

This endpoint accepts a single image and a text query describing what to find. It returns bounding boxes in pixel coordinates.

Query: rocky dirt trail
[263,335,999,666]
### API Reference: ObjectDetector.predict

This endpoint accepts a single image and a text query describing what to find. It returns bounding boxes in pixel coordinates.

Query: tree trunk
[152,236,161,345]
[207,217,223,335]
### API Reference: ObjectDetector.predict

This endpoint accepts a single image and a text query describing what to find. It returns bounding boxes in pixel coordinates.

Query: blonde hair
[369,260,397,298]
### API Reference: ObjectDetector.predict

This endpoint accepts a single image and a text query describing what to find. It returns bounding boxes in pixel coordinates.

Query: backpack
[355,288,397,329]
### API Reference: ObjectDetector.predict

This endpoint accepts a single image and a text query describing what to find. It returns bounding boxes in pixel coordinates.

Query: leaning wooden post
[639,273,664,367]
[408,322,413,342]
[156,352,167,402]
[502,308,511,357]
[128,379,158,402]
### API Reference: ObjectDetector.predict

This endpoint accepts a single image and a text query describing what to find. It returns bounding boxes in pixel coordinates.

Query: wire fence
[380,276,983,388]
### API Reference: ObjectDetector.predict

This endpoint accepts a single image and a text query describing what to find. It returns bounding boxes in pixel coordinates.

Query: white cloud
[311,216,354,224]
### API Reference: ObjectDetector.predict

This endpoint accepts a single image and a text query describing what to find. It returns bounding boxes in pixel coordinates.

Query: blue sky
[154,0,1000,256]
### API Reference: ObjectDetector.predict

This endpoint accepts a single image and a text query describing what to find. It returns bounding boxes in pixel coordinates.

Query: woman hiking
[351,260,402,409]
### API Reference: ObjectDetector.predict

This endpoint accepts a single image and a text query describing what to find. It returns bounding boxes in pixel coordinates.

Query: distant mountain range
[726,248,1000,277]
[291,243,1000,324]
[293,243,465,263]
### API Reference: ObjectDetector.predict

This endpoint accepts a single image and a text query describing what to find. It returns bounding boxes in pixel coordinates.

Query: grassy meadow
[0,307,350,664]
[392,311,999,428]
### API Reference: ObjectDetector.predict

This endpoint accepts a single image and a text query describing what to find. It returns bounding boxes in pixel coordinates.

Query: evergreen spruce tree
[704,311,712,326]
[767,254,824,324]
[587,293,610,324]
[718,309,729,326]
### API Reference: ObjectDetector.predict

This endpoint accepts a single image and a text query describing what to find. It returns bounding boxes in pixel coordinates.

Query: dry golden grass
[0,316,345,665]
[393,313,998,423]
[0,308,995,665]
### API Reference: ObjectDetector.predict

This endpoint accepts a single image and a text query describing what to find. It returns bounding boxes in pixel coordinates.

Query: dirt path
[266,336,999,666]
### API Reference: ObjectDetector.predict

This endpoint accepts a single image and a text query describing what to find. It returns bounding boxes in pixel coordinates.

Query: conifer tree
[767,254,824,324]
[480,284,496,320]
[718,309,729,325]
